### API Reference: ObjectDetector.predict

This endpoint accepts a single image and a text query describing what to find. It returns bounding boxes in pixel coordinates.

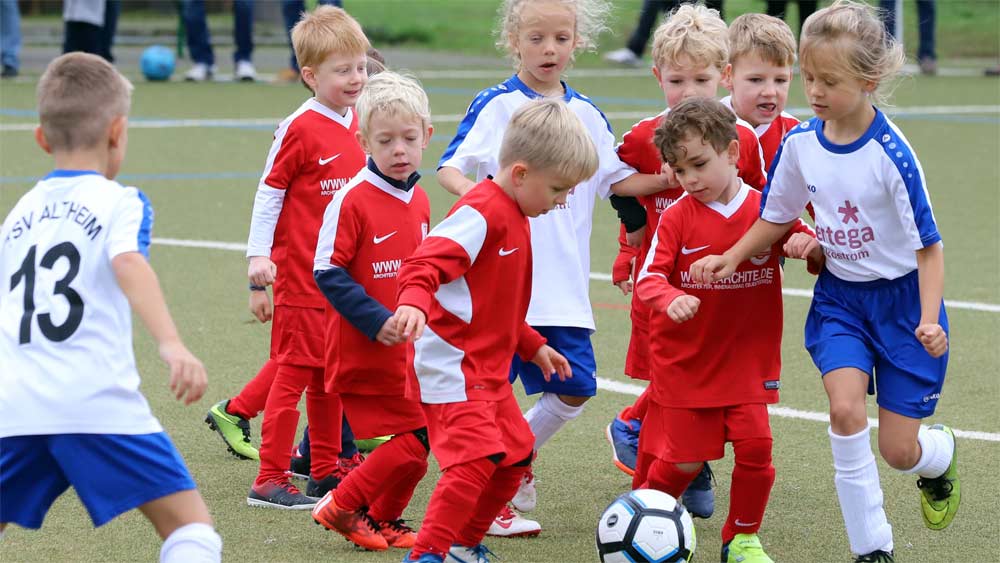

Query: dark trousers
[880,0,936,60]
[62,0,119,62]
[181,0,255,66]
[282,0,341,70]
[765,0,818,33]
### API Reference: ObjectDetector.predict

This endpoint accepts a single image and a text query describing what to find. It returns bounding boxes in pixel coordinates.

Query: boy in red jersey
[635,98,819,563]
[392,98,598,563]
[309,71,433,552]
[241,6,369,509]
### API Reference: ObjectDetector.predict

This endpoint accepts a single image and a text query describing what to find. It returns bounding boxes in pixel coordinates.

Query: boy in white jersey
[0,53,222,562]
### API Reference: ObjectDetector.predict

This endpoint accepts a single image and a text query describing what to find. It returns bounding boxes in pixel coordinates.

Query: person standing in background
[0,0,20,78]
[604,0,724,66]
[63,0,120,63]
[881,0,937,75]
[180,0,256,82]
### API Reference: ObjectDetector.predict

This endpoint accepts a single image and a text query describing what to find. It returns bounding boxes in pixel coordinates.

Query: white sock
[524,392,584,450]
[905,426,955,478]
[160,523,222,563]
[829,425,894,555]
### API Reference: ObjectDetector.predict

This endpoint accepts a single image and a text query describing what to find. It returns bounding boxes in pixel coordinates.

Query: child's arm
[610,172,673,197]
[112,253,207,405]
[437,166,477,197]
[689,218,797,283]
[612,224,640,295]
[248,288,273,323]
[609,195,647,248]
[780,219,824,274]
[634,207,700,323]
[915,242,948,358]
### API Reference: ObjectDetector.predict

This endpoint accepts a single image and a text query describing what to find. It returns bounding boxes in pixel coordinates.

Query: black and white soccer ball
[596,489,696,562]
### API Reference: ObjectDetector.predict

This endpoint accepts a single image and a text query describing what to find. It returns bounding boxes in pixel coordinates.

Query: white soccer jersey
[0,171,162,437]
[761,110,941,282]
[439,75,635,329]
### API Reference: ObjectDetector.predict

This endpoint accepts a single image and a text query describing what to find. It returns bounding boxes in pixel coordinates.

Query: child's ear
[356,130,370,153]
[511,162,528,186]
[721,63,734,91]
[300,66,318,91]
[421,124,434,149]
[727,139,740,164]
[108,115,127,149]
[34,126,52,154]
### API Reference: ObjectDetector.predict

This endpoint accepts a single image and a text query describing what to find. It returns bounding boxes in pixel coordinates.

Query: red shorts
[270,305,325,368]
[641,402,772,462]
[422,392,534,471]
[340,393,426,440]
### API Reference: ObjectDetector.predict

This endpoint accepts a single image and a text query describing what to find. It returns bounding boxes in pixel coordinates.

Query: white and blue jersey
[0,170,160,438]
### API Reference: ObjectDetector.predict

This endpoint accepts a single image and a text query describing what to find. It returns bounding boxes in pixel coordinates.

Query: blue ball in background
[140,45,175,82]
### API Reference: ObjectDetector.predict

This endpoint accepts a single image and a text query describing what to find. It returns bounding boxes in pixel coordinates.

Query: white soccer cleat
[446,544,497,563]
[510,470,536,512]
[603,48,642,67]
[486,505,541,538]
[184,63,215,82]
[235,60,257,82]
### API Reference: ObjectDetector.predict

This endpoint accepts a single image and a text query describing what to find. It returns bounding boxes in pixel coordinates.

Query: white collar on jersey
[704,181,751,219]
[360,166,415,204]
[306,98,354,129]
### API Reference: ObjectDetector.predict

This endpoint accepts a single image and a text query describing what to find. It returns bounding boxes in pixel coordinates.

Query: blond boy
[0,52,220,562]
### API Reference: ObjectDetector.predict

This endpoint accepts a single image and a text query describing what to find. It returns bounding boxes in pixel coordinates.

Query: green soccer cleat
[917,424,960,530]
[204,400,259,460]
[355,435,392,452]
[721,534,773,563]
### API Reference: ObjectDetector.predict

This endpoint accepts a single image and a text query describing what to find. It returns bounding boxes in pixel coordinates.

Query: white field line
[410,64,987,79]
[596,378,1000,443]
[152,236,999,442]
[2,105,997,132]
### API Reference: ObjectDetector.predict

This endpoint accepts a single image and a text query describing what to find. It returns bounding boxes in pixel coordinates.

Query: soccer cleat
[603,48,642,67]
[335,452,366,480]
[379,519,417,549]
[447,543,498,563]
[510,469,536,512]
[312,492,389,551]
[288,445,310,479]
[721,533,773,563]
[235,60,257,82]
[403,552,445,563]
[682,462,715,518]
[854,550,895,562]
[184,63,215,82]
[204,399,258,460]
[356,435,393,452]
[306,473,341,498]
[485,505,541,538]
[247,480,318,509]
[606,416,641,476]
[916,424,961,530]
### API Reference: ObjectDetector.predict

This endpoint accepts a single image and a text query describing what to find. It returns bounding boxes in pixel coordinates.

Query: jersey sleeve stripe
[136,190,153,258]
[883,121,941,248]
[413,325,469,403]
[438,85,512,170]
[313,176,363,272]
[426,205,488,264]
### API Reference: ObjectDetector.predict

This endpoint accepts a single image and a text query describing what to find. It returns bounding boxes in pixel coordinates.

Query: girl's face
[512,1,577,93]
[800,48,875,124]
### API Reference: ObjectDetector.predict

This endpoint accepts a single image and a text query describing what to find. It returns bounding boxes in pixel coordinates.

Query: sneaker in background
[247,480,317,510]
[204,399,258,460]
[485,505,541,538]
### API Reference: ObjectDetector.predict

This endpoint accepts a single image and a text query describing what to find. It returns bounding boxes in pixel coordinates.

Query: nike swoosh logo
[493,517,513,529]
[373,231,397,244]
[680,244,711,255]
[498,247,518,256]
[318,154,341,165]
[734,519,758,527]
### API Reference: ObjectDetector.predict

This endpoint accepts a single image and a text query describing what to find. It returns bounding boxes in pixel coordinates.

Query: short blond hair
[499,98,598,186]
[728,13,797,67]
[36,52,133,152]
[654,97,737,166]
[800,0,905,107]
[291,5,369,70]
[651,3,729,71]
[355,71,431,135]
[496,0,610,68]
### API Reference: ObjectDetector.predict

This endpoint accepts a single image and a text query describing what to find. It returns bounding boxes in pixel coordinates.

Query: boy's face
[512,1,577,90]
[724,54,793,128]
[302,52,368,114]
[668,135,739,204]
[511,164,574,218]
[357,112,432,182]
[654,57,722,109]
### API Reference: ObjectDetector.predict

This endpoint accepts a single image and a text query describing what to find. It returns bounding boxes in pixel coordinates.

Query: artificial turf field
[1,44,998,562]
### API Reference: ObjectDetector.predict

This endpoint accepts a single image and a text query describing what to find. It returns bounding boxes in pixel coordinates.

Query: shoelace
[334,453,366,478]
[358,506,381,534]
[277,481,305,496]
[522,469,534,485]
[235,418,253,443]
[855,550,894,563]
[470,543,500,562]
[381,518,414,535]
[916,475,954,501]
[497,505,517,521]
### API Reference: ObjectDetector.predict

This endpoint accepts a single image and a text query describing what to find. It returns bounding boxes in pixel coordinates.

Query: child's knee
[674,461,702,474]
[828,399,868,434]
[556,393,589,408]
[878,437,920,470]
[733,437,773,468]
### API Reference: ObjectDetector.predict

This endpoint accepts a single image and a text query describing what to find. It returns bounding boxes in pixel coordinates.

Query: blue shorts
[805,269,949,419]
[0,433,197,529]
[509,326,598,397]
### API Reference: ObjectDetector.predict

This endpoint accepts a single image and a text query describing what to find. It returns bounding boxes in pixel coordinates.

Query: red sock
[412,457,496,559]
[454,464,528,547]
[619,387,650,423]
[305,374,341,479]
[228,359,278,419]
[254,364,310,486]
[368,433,430,522]
[722,437,774,543]
[336,432,428,514]
[644,458,701,497]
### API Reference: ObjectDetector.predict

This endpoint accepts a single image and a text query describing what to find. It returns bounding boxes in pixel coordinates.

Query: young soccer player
[605,3,770,516]
[691,2,960,561]
[243,5,368,508]
[0,52,222,562]
[636,97,818,563]
[396,97,595,563]
[309,71,433,552]
[437,0,668,535]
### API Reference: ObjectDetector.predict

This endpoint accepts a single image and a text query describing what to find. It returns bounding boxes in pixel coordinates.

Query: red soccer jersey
[260,99,366,308]
[314,166,431,396]
[757,113,800,172]
[635,183,815,408]
[396,179,546,404]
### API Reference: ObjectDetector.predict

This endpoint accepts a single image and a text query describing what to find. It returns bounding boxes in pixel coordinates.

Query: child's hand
[667,294,700,323]
[625,225,646,248]
[689,254,736,284]
[248,289,272,323]
[531,345,573,382]
[915,323,948,358]
[616,279,634,296]
[376,316,401,346]
[783,233,819,260]
[659,162,678,188]
[159,340,207,405]
[394,305,427,341]
[248,256,277,286]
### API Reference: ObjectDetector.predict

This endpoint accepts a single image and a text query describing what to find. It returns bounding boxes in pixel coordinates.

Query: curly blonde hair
[495,0,611,68]
[651,3,729,71]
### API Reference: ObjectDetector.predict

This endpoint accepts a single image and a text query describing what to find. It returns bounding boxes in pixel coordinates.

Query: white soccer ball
[596,489,696,562]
